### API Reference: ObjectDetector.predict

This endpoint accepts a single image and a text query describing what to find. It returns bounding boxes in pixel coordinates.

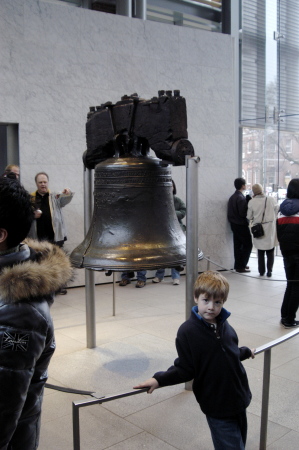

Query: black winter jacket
[227,190,249,225]
[277,198,299,256]
[0,240,72,449]
[154,306,252,419]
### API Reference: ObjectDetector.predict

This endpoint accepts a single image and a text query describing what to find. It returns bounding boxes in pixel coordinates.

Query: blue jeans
[155,268,180,280]
[121,271,147,282]
[281,254,299,322]
[206,410,247,450]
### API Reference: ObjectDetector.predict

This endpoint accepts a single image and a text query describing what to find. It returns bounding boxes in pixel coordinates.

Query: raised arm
[55,189,74,207]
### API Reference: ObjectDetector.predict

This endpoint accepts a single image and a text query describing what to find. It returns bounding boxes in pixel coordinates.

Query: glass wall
[241,0,299,205]
[56,0,222,31]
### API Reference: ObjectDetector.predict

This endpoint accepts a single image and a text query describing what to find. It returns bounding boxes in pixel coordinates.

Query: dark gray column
[222,0,231,34]
[0,124,19,175]
[135,0,147,20]
[81,0,92,8]
[0,125,7,171]
[116,0,132,17]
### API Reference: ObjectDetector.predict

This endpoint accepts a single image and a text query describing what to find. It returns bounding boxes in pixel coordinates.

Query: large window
[241,0,299,203]
[56,0,222,31]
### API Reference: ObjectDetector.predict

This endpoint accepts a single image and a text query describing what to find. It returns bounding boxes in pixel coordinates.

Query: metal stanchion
[185,155,200,317]
[206,255,210,271]
[259,349,271,450]
[185,155,200,390]
[84,167,96,348]
[254,328,299,449]
[112,272,116,316]
[72,401,81,450]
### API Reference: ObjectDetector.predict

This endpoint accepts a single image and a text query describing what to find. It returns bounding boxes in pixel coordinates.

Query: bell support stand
[76,91,199,348]
[83,155,200,351]
[84,166,96,348]
[185,155,200,390]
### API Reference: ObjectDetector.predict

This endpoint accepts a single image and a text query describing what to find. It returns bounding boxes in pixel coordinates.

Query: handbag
[251,222,264,238]
[251,197,267,238]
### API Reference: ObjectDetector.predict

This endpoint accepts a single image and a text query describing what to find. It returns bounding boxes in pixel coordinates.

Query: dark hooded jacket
[227,190,249,225]
[0,240,72,449]
[153,306,252,419]
[277,198,299,256]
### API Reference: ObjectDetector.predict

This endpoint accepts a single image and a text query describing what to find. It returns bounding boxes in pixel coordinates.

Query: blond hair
[194,271,229,303]
[5,164,19,172]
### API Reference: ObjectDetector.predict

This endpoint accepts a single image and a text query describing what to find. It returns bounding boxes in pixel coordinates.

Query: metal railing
[72,328,299,450]
[254,328,299,449]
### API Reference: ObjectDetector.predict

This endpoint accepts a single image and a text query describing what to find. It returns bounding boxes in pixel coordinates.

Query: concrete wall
[0,0,236,286]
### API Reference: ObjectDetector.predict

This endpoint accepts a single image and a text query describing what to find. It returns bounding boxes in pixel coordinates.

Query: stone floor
[39,254,299,449]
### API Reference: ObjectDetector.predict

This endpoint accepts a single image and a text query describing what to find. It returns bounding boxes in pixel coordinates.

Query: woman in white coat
[247,184,279,277]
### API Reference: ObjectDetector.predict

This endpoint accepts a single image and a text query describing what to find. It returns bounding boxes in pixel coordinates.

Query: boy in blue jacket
[134,271,255,450]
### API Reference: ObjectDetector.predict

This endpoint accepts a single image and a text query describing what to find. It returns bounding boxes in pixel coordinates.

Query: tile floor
[40,254,299,449]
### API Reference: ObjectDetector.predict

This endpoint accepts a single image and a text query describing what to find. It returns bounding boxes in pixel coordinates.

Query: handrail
[72,329,299,450]
[72,388,149,450]
[254,328,299,450]
[255,327,299,354]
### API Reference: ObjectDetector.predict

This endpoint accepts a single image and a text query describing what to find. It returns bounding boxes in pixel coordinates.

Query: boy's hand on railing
[251,348,256,358]
[133,378,159,394]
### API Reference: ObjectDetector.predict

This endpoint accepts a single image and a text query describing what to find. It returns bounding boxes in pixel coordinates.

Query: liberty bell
[70,91,194,271]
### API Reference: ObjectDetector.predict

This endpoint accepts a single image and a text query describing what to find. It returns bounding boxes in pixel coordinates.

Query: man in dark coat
[227,178,252,273]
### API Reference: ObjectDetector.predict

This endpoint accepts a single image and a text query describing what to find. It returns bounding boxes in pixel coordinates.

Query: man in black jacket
[227,178,252,273]
[0,177,72,449]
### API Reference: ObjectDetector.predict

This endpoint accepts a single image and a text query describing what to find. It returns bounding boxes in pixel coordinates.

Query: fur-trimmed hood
[0,239,73,304]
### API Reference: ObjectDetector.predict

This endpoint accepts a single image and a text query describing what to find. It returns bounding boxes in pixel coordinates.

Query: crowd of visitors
[1,162,298,449]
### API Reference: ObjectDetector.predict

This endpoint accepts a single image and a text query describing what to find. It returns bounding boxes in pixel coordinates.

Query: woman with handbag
[247,184,279,277]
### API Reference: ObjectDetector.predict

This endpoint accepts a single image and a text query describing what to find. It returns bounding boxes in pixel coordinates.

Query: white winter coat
[247,194,279,250]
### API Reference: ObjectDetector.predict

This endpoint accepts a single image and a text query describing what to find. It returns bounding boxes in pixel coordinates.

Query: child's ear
[194,296,198,304]
[0,228,8,244]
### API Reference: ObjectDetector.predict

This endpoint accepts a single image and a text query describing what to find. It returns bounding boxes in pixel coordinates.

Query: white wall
[0,0,235,286]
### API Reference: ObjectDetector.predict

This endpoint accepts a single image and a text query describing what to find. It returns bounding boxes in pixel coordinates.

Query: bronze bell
[70,155,186,271]
[71,91,195,271]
